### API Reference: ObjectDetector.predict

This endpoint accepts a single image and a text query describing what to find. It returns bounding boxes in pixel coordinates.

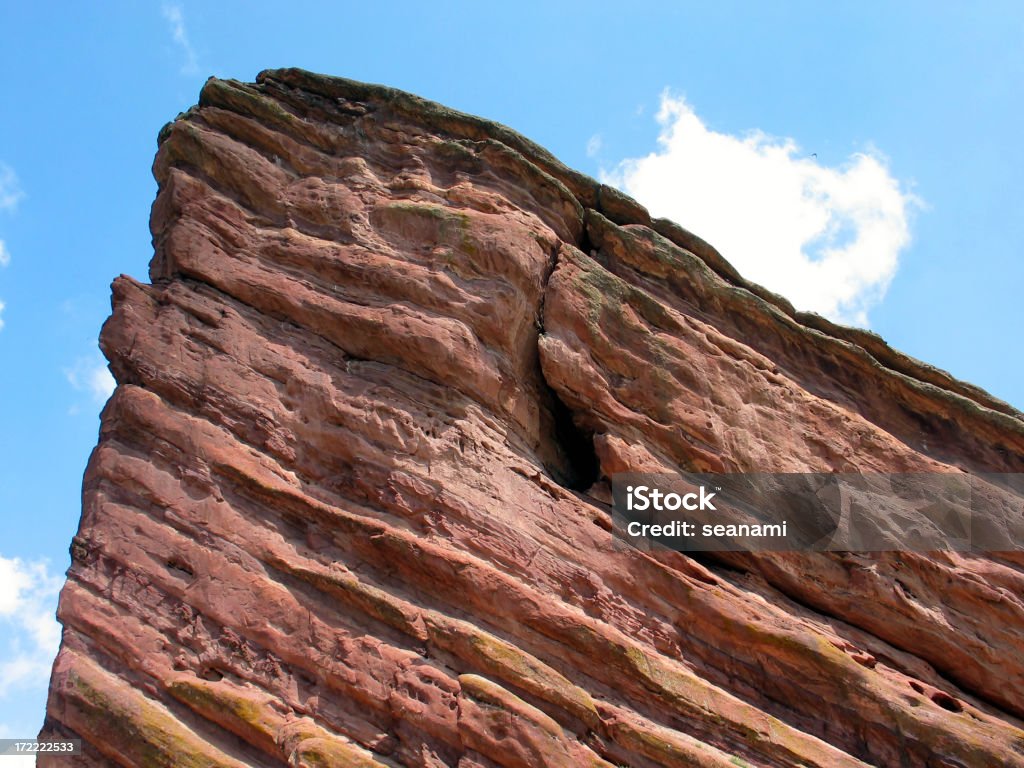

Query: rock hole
[200,666,224,682]
[165,557,195,579]
[931,690,963,713]
[908,681,925,694]
[549,392,600,491]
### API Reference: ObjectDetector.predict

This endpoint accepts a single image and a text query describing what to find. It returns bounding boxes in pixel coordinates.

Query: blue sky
[1,1,1022,745]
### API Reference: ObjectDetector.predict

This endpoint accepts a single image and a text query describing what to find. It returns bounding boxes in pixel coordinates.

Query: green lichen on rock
[289,736,386,768]
[426,613,601,728]
[282,559,427,641]
[61,653,246,768]
[604,711,744,768]
[167,676,281,753]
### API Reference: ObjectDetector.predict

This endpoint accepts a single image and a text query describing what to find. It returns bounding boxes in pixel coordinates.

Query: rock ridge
[41,69,1024,767]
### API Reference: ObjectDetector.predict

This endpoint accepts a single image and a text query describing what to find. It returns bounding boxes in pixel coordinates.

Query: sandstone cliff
[40,69,1024,767]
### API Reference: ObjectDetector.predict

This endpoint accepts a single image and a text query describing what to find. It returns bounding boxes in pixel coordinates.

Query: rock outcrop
[40,69,1024,767]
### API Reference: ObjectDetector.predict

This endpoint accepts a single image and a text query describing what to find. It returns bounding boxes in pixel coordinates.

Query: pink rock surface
[39,69,1024,767]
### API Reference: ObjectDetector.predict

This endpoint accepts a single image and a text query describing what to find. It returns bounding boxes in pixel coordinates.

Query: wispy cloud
[0,555,62,701]
[586,134,603,159]
[64,354,116,405]
[162,3,199,75]
[603,92,920,326]
[0,164,21,212]
[0,300,5,332]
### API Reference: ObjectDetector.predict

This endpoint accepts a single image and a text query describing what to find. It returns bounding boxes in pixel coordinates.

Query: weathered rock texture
[41,69,1024,767]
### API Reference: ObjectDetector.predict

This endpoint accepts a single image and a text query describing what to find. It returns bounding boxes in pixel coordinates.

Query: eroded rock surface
[40,69,1024,767]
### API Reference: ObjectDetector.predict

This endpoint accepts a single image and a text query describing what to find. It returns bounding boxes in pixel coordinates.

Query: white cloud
[0,240,9,267]
[0,556,62,701]
[0,164,21,212]
[89,365,116,402]
[586,134,603,159]
[162,4,199,75]
[0,300,5,332]
[64,355,116,404]
[603,93,920,326]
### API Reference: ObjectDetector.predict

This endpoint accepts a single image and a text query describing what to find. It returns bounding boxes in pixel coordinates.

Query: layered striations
[40,69,1024,767]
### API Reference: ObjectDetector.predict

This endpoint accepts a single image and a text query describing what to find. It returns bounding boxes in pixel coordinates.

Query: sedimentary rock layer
[41,69,1024,767]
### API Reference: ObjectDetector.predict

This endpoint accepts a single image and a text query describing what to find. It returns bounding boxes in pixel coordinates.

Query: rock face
[40,69,1024,767]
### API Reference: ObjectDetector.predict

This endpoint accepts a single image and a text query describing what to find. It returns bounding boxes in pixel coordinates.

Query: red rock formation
[40,69,1024,767]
